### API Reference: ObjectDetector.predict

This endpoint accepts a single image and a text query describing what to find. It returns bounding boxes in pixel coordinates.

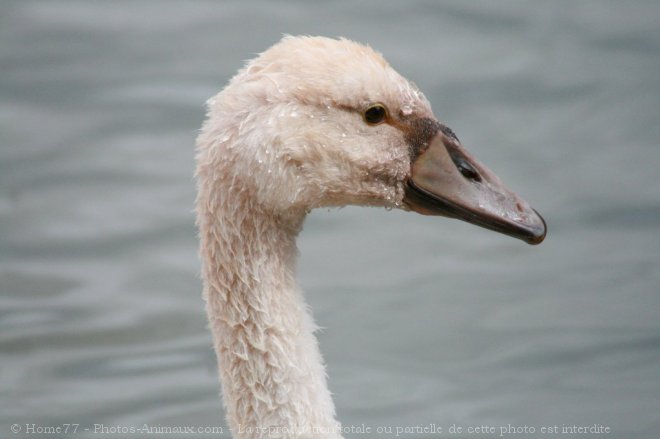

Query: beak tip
[524,210,547,245]
[525,233,546,245]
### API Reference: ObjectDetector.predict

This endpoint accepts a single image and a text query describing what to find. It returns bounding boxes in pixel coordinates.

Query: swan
[195,36,546,439]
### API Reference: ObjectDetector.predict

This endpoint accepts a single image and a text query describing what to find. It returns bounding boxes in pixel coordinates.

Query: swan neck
[197,189,342,438]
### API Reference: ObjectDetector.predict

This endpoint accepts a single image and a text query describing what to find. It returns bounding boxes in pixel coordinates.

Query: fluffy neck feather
[196,174,343,438]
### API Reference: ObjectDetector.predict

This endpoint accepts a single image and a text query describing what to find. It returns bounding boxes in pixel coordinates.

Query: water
[2,1,659,438]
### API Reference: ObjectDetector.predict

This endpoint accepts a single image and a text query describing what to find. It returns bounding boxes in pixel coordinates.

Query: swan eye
[363,103,388,125]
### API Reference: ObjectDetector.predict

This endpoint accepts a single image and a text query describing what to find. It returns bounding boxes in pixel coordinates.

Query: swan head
[199,36,546,244]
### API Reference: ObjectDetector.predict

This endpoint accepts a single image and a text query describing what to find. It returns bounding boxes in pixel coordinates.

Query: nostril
[457,160,482,182]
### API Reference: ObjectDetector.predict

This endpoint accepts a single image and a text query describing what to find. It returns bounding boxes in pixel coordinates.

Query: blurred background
[1,1,659,438]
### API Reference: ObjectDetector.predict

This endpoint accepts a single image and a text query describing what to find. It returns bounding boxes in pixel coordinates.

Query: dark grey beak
[404,131,546,245]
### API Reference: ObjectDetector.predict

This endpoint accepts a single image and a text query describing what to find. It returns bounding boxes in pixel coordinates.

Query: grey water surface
[1,1,659,438]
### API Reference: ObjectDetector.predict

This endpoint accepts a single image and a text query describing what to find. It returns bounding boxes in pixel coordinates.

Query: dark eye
[364,103,387,125]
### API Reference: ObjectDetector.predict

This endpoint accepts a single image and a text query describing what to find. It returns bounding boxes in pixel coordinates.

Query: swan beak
[404,131,547,245]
